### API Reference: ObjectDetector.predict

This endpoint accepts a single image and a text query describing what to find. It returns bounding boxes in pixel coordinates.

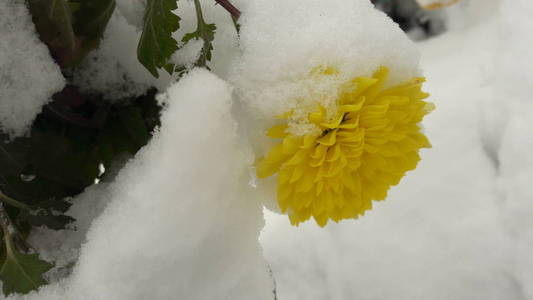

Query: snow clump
[230,0,420,150]
[0,0,65,137]
[5,70,274,300]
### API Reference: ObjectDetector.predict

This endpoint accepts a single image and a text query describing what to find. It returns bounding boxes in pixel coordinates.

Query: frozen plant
[0,0,434,298]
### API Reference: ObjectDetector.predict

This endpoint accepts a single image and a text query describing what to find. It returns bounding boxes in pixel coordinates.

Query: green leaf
[0,237,53,296]
[2,176,71,207]
[183,0,216,68]
[27,0,82,66]
[0,136,30,177]
[18,209,74,231]
[73,0,116,51]
[117,107,151,149]
[137,0,181,78]
[29,131,99,190]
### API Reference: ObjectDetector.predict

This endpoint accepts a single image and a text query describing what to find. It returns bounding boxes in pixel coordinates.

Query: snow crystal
[0,0,65,137]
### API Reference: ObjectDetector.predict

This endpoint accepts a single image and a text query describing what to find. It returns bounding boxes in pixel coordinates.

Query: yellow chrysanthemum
[256,66,434,227]
[416,0,463,10]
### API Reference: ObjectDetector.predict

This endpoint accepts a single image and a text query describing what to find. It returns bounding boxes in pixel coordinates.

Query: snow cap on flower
[229,0,421,126]
[229,0,431,226]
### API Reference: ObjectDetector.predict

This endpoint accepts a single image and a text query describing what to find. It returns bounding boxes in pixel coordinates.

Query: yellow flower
[416,0,463,10]
[256,66,434,227]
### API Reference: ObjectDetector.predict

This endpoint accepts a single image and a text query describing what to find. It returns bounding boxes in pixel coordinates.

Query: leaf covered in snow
[137,0,181,77]
[0,236,53,295]
[182,0,217,68]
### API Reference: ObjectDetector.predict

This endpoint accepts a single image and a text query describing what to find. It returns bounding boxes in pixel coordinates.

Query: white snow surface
[496,0,533,298]
[67,69,273,300]
[6,70,274,300]
[0,0,65,137]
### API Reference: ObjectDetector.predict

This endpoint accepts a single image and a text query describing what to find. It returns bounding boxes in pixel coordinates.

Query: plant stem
[0,203,15,251]
[0,203,30,254]
[0,190,32,211]
[193,0,206,25]
[214,0,241,20]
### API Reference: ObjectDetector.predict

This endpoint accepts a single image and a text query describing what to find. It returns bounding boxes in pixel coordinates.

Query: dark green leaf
[73,0,116,51]
[0,238,53,295]
[0,136,30,177]
[137,0,181,78]
[2,176,71,206]
[182,22,216,67]
[29,131,99,189]
[18,209,74,231]
[117,107,150,148]
[27,0,82,66]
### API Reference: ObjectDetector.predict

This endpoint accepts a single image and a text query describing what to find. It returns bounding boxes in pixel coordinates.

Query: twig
[0,203,14,237]
[214,0,241,20]
[0,203,31,253]
[0,190,32,211]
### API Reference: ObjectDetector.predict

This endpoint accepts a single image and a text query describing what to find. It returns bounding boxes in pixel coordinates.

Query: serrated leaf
[182,22,216,68]
[73,0,116,51]
[18,209,74,231]
[182,0,216,68]
[137,0,181,78]
[16,197,74,231]
[0,238,53,295]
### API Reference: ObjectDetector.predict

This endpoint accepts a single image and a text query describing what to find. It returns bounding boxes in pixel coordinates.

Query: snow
[70,10,168,101]
[66,69,273,300]
[495,0,533,298]
[5,70,273,300]
[0,0,65,137]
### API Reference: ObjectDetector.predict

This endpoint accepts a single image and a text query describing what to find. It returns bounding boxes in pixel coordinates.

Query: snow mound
[0,1,65,137]
[6,70,274,300]
[495,0,533,297]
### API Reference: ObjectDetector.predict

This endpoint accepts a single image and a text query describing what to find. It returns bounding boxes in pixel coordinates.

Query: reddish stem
[214,0,241,20]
